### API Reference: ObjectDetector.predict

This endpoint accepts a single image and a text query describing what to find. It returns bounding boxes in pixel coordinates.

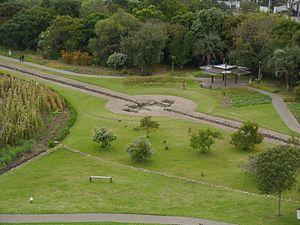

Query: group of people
[19,55,25,62]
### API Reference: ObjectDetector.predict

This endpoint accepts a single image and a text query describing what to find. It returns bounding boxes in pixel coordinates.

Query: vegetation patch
[288,102,300,124]
[124,76,198,87]
[251,83,280,93]
[222,88,272,107]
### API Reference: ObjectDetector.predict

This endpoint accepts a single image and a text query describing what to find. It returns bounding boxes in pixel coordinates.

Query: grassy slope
[0,149,298,225]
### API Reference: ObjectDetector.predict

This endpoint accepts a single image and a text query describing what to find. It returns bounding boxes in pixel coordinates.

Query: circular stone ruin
[106,95,197,116]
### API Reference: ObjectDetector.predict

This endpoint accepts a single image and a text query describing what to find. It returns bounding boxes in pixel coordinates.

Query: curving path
[0,213,235,225]
[0,59,296,145]
[1,55,299,134]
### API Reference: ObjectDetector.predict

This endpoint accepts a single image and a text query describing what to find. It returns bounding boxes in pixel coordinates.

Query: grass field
[0,68,299,225]
[0,148,299,225]
[55,74,293,135]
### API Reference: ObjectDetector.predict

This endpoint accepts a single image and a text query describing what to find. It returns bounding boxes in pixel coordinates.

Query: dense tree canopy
[0,6,54,49]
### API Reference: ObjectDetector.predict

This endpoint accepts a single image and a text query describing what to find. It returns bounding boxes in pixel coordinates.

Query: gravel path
[0,213,235,225]
[0,55,125,79]
[0,60,295,144]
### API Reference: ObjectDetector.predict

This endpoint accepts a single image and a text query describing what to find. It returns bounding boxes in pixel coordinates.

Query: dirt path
[0,60,294,145]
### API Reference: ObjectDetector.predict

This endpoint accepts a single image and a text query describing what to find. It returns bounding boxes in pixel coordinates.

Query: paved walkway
[0,55,125,79]
[0,213,235,225]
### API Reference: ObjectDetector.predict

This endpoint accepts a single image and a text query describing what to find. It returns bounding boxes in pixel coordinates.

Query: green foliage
[0,6,54,49]
[80,0,109,17]
[193,32,224,65]
[126,136,153,161]
[230,121,263,150]
[140,116,159,137]
[268,46,300,90]
[0,140,35,168]
[252,145,300,215]
[43,0,81,17]
[89,9,141,65]
[0,74,66,146]
[0,2,26,24]
[170,12,196,28]
[223,88,271,107]
[190,128,222,153]
[239,1,258,14]
[121,22,167,75]
[191,7,228,36]
[47,99,77,148]
[38,16,88,59]
[133,5,165,22]
[107,52,127,69]
[250,83,279,93]
[93,127,117,148]
[168,25,194,68]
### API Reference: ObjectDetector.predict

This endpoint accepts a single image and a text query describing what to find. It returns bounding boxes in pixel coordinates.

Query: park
[0,0,300,225]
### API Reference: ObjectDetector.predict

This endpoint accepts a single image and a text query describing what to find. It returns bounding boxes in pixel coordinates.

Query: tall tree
[80,0,109,17]
[193,33,224,65]
[89,9,141,65]
[268,46,300,90]
[253,145,300,215]
[38,16,87,59]
[121,21,167,75]
[0,7,54,49]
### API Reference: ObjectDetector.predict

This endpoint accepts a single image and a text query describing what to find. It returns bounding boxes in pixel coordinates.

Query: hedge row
[48,99,77,148]
[251,83,279,93]
[124,76,197,87]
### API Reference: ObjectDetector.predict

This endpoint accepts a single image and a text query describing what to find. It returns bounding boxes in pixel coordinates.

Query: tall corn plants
[0,74,65,146]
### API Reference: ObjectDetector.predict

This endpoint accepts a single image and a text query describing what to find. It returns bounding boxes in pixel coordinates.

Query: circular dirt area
[106,95,197,116]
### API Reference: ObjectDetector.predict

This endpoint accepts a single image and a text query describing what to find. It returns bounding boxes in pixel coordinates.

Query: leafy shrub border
[47,98,77,148]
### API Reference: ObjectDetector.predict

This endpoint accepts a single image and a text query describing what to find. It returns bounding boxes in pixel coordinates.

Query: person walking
[21,55,24,62]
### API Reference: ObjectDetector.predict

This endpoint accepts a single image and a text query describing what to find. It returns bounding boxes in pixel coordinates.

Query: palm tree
[193,33,224,66]
[268,46,300,90]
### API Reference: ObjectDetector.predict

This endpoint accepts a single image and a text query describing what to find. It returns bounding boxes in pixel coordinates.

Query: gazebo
[200,64,251,86]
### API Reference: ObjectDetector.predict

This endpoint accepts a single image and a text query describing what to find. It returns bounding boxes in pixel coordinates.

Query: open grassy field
[0,70,299,225]
[0,148,299,225]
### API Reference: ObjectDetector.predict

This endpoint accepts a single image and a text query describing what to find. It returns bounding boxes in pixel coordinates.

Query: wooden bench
[89,176,112,183]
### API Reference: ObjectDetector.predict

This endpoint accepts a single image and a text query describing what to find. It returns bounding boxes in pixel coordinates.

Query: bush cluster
[61,50,92,65]
[0,140,35,168]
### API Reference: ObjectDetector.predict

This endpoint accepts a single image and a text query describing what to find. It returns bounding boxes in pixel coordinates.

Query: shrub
[251,83,279,93]
[140,116,159,137]
[230,121,264,150]
[127,137,153,162]
[93,127,117,148]
[107,52,127,69]
[47,99,77,147]
[61,50,92,65]
[0,140,35,168]
[190,128,222,153]
[294,86,300,101]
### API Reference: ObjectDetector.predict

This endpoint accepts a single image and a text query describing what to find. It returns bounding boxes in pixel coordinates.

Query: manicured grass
[48,86,298,201]
[0,148,299,225]
[289,102,300,124]
[54,74,293,135]
[0,75,299,225]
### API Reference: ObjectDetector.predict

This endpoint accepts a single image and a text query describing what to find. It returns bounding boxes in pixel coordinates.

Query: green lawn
[0,148,299,225]
[56,74,293,135]
[0,69,299,225]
